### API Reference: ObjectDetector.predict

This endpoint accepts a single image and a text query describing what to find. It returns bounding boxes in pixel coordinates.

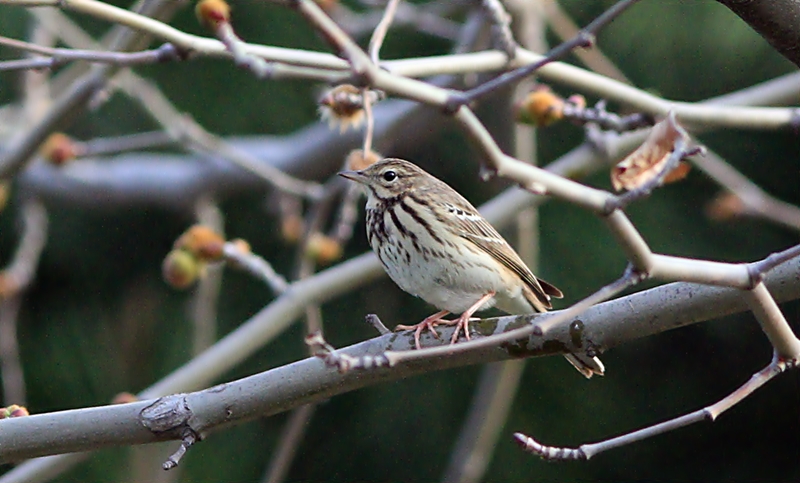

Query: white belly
[369,206,529,314]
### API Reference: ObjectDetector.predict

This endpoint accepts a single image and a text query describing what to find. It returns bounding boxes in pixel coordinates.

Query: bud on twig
[39,133,82,166]
[174,224,225,262]
[305,233,343,264]
[195,0,231,31]
[162,248,202,289]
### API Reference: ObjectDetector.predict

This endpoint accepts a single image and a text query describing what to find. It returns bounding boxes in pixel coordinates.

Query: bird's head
[339,158,429,200]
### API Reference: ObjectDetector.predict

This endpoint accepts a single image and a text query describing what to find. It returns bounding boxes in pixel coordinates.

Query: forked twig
[443,0,642,112]
[514,358,789,460]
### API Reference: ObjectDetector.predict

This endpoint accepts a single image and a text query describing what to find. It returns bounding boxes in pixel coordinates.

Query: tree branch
[716,0,800,68]
[2,258,800,463]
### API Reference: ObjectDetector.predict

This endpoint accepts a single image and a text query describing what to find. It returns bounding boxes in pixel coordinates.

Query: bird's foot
[438,315,479,344]
[395,310,450,350]
[444,291,496,344]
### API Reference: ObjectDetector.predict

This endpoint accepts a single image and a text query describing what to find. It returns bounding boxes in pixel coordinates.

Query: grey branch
[2,259,800,463]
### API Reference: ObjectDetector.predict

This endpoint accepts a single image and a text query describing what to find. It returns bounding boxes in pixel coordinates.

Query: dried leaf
[663,161,691,184]
[611,112,689,191]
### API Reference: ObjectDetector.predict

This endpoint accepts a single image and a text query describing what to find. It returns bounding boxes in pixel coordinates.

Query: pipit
[340,158,603,378]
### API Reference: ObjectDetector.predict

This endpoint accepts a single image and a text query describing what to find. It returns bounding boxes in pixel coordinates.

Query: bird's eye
[382,170,398,182]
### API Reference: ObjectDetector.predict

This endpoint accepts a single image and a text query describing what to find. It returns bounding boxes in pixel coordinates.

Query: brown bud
[0,404,29,419]
[175,224,225,262]
[9,405,29,417]
[565,94,587,110]
[346,149,382,171]
[515,86,565,127]
[706,192,746,221]
[162,249,201,289]
[111,392,139,404]
[0,272,18,300]
[281,215,305,243]
[196,0,231,30]
[305,233,343,265]
[230,238,251,254]
[314,0,339,11]
[40,133,81,166]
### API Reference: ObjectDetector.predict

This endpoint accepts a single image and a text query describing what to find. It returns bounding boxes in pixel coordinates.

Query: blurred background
[1,0,799,481]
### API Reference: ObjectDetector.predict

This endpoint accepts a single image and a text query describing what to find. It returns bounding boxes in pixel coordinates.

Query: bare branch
[443,0,642,112]
[515,359,787,460]
[3,261,800,463]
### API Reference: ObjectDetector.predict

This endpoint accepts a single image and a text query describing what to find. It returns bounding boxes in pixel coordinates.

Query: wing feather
[433,191,560,311]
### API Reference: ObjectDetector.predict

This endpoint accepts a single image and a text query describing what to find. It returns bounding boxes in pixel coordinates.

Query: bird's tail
[563,353,605,378]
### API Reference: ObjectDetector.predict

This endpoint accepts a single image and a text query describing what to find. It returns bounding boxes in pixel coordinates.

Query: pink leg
[444,292,495,344]
[395,309,450,350]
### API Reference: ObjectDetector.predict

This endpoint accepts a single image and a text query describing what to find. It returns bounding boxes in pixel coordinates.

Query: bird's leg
[395,309,450,350]
[443,291,495,344]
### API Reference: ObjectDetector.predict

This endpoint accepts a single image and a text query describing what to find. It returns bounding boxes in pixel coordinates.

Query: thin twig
[367,0,401,65]
[332,0,463,41]
[441,360,526,483]
[443,0,642,112]
[743,282,800,360]
[481,0,517,59]
[192,198,224,354]
[539,0,632,84]
[261,404,316,483]
[361,87,375,153]
[0,295,25,406]
[222,243,288,295]
[362,0,400,153]
[0,37,183,71]
[215,23,273,79]
[0,200,48,407]
[748,243,800,278]
[330,183,363,245]
[79,130,176,157]
[515,359,788,460]
[0,200,49,299]
[697,150,800,232]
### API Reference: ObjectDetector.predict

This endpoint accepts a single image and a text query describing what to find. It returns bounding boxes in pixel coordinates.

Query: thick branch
[716,0,800,68]
[1,259,800,463]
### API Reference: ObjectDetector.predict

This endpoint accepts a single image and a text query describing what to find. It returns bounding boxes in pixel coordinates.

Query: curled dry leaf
[611,112,691,191]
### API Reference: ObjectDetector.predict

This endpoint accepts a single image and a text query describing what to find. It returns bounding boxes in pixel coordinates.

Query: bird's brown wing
[444,199,561,310]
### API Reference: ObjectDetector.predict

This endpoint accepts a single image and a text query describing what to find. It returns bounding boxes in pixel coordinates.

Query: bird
[339,157,604,378]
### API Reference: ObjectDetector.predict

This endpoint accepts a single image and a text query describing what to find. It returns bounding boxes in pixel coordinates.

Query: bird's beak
[338,170,366,183]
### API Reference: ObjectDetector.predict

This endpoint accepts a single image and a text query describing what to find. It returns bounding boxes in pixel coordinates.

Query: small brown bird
[339,158,603,378]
